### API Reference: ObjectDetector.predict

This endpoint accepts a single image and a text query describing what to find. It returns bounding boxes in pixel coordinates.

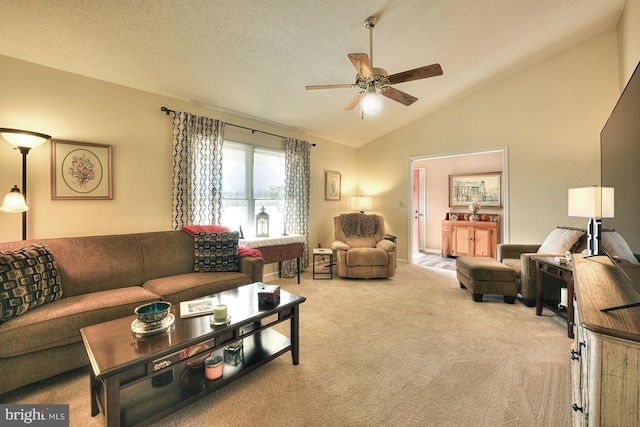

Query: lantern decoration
[256,206,270,237]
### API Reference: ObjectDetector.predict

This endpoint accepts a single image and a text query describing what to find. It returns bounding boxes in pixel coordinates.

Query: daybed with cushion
[0,229,264,395]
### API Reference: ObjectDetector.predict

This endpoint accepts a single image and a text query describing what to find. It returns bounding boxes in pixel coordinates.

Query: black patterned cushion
[194,232,240,272]
[0,244,63,322]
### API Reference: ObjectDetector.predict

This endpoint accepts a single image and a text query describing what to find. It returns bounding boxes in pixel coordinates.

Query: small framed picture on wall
[325,170,341,201]
[50,139,113,200]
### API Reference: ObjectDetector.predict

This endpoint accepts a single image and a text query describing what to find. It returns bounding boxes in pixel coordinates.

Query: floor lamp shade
[0,185,28,212]
[351,196,373,213]
[0,128,51,240]
[0,128,50,149]
[568,186,614,255]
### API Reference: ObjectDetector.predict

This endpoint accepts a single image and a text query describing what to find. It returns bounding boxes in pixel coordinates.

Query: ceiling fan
[305,16,443,115]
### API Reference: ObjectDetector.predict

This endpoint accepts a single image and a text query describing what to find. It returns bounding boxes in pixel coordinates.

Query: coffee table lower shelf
[93,328,290,427]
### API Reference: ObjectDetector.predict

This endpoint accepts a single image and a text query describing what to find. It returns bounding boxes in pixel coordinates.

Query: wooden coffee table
[80,283,305,427]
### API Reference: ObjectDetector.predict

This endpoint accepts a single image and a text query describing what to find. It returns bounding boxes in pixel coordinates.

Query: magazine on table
[179,297,217,318]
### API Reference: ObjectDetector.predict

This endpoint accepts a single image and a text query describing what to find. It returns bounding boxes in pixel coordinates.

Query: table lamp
[351,195,372,213]
[568,186,614,256]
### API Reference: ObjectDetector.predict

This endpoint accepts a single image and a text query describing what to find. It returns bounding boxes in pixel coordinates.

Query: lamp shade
[0,128,51,149]
[351,196,373,212]
[0,185,29,213]
[361,91,383,115]
[568,186,614,219]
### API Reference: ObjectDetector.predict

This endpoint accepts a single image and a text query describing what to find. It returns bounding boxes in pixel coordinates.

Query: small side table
[313,248,333,280]
[533,256,574,339]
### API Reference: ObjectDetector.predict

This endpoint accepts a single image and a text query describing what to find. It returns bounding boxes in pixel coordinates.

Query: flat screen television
[600,60,640,311]
[601,61,640,253]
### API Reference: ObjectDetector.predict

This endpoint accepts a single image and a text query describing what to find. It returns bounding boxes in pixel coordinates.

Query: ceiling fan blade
[348,53,374,78]
[343,92,365,111]
[305,84,355,90]
[387,63,443,85]
[382,87,418,106]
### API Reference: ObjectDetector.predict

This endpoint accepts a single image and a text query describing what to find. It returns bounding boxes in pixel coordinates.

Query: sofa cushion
[0,286,160,357]
[537,227,584,254]
[346,248,388,266]
[0,244,63,322]
[143,272,252,304]
[501,258,521,278]
[344,236,377,249]
[194,232,239,272]
[602,231,639,264]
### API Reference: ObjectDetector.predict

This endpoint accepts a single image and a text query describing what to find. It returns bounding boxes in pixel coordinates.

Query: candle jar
[212,304,227,323]
[204,355,223,380]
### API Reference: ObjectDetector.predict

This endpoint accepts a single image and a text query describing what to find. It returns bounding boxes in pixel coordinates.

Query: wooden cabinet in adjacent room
[441,214,499,259]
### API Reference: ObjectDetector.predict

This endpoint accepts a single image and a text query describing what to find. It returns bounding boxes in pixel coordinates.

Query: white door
[412,168,426,252]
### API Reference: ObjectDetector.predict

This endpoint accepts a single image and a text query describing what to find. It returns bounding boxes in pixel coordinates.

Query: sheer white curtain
[281,138,311,276]
[171,111,226,228]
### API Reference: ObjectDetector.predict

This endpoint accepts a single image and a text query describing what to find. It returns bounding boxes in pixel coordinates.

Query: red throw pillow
[182,225,231,237]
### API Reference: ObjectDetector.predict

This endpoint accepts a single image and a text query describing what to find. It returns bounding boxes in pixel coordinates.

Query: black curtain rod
[161,106,315,146]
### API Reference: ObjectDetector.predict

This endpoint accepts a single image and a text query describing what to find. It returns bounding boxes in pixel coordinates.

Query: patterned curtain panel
[282,138,311,277]
[172,111,225,229]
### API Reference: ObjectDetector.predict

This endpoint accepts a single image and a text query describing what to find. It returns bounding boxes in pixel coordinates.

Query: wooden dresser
[571,255,640,426]
[441,214,499,259]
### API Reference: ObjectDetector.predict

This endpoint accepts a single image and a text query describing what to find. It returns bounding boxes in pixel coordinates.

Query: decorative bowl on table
[134,301,172,323]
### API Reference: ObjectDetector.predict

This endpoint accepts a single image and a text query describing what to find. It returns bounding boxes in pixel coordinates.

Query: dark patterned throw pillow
[194,231,240,272]
[0,244,63,322]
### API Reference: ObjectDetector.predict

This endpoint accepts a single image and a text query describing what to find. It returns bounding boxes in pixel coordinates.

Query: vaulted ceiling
[0,1,625,147]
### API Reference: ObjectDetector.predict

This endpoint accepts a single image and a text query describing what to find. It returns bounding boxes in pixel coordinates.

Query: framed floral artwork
[50,140,113,200]
[325,170,341,201]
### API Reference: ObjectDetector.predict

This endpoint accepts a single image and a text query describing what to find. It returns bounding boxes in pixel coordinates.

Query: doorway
[408,148,508,264]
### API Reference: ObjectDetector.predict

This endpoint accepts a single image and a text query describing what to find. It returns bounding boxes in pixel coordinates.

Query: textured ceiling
[0,0,625,147]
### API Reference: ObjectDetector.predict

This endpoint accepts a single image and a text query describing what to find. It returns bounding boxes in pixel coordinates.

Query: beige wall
[0,55,357,254]
[357,30,621,261]
[618,0,640,85]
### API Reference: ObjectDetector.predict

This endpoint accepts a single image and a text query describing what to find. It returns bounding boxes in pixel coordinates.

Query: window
[221,141,285,237]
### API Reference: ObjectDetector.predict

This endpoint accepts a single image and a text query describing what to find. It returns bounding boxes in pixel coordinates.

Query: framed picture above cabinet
[449,172,501,207]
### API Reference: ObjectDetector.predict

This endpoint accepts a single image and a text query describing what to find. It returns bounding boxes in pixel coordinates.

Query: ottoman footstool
[456,257,517,303]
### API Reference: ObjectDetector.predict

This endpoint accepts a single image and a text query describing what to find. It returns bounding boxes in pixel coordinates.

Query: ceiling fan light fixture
[361,90,384,115]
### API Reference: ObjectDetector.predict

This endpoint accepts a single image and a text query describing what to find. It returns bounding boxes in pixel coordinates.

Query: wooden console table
[240,235,305,284]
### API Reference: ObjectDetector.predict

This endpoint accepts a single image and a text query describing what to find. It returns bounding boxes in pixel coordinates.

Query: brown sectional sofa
[0,230,264,395]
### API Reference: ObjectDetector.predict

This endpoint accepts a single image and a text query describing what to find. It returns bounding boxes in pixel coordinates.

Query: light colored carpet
[2,263,572,426]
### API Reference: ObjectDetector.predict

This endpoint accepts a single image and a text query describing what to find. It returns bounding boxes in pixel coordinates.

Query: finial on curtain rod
[161,106,176,116]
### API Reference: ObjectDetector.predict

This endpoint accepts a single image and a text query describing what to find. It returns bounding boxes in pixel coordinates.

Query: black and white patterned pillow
[194,232,240,272]
[0,244,63,322]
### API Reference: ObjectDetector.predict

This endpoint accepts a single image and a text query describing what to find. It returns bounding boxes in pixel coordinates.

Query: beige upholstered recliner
[331,213,396,279]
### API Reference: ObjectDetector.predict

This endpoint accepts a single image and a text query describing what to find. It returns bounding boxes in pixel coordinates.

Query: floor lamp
[0,128,51,240]
[568,186,615,256]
